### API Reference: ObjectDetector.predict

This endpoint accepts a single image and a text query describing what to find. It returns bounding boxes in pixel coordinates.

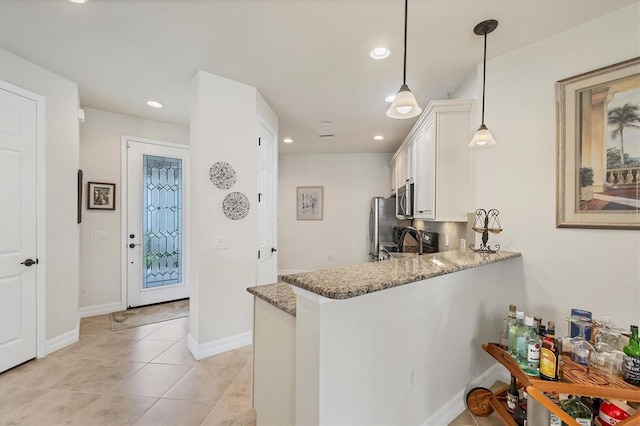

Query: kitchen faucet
[399,226,424,255]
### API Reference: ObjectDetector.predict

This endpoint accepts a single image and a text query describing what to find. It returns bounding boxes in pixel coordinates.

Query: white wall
[78,108,188,314]
[278,153,392,272]
[189,70,278,353]
[0,49,80,341]
[467,4,640,330]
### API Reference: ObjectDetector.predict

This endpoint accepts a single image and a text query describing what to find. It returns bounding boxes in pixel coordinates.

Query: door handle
[271,248,277,253]
[129,243,141,249]
[21,258,38,267]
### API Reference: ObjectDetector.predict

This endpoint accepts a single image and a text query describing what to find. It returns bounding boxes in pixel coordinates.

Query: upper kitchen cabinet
[395,99,472,221]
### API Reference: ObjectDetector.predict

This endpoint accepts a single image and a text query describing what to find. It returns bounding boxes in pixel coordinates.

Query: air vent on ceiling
[317,132,335,141]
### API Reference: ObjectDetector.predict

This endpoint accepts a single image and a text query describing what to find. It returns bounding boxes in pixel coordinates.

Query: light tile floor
[0,315,255,426]
[449,381,508,426]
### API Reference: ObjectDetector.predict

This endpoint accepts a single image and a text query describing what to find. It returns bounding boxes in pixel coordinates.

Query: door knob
[21,258,38,267]
[271,248,277,253]
[129,243,141,248]
[129,234,135,239]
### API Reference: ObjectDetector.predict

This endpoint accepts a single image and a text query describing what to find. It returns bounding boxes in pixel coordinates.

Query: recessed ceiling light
[370,47,390,60]
[374,135,384,141]
[146,100,163,108]
[283,138,293,144]
[68,0,89,3]
[385,95,396,103]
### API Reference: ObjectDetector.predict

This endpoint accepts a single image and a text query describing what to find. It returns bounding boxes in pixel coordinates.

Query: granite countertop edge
[247,282,296,317]
[280,250,521,300]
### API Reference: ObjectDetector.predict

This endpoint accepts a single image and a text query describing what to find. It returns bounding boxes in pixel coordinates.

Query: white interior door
[257,118,277,285]
[0,86,37,372]
[126,139,189,308]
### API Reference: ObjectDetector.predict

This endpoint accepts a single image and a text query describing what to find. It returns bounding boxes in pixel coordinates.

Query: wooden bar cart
[464,343,640,425]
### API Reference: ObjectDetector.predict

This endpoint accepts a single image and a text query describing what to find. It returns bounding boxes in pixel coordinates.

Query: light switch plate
[212,236,231,250]
[95,230,107,240]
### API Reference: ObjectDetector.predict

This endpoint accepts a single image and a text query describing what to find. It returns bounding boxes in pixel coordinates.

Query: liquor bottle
[540,321,559,381]
[518,316,541,376]
[534,316,542,335]
[514,388,527,426]
[560,395,593,425]
[621,324,640,386]
[501,304,517,349]
[510,310,525,358]
[506,375,518,414]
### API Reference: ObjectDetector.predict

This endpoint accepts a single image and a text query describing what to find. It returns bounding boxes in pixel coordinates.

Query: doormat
[110,299,189,331]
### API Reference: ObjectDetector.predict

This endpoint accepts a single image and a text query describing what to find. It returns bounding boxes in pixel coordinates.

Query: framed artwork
[556,57,640,229]
[88,182,116,210]
[296,186,323,220]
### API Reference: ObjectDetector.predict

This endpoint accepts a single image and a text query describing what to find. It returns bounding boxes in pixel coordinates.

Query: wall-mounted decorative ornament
[222,192,250,220]
[209,161,237,190]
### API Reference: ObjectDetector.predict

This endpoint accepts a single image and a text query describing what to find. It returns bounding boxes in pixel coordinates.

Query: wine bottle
[506,375,518,414]
[621,324,640,386]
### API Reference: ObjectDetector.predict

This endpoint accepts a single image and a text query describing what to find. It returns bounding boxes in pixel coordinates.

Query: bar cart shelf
[465,343,640,426]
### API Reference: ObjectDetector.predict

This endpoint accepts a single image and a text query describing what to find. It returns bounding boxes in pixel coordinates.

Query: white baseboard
[44,327,79,356]
[278,269,312,276]
[423,362,508,425]
[187,331,252,360]
[79,302,124,318]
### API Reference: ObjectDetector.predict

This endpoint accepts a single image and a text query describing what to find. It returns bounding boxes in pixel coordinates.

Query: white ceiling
[0,0,635,154]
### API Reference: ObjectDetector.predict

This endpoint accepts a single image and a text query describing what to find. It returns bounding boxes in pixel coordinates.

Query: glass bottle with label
[560,395,592,425]
[506,375,518,414]
[621,324,640,386]
[510,310,526,358]
[518,316,541,376]
[501,304,517,349]
[540,321,559,381]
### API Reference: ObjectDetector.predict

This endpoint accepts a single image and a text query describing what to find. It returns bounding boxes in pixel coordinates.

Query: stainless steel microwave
[396,183,413,218]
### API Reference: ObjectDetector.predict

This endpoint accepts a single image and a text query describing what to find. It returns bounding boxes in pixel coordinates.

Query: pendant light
[469,19,498,148]
[386,0,421,119]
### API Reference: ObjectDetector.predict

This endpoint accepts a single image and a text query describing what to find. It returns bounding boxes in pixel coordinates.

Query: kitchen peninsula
[248,250,524,425]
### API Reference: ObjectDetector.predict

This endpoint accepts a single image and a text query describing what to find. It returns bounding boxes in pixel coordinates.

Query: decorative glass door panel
[142,155,182,289]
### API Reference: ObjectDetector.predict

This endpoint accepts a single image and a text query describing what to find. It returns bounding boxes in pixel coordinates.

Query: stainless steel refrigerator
[369,196,397,261]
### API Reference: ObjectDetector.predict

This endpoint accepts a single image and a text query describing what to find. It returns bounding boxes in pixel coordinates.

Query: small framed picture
[297,186,323,220]
[88,182,116,210]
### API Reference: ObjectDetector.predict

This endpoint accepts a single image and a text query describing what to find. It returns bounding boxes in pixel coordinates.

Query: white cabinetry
[393,99,471,221]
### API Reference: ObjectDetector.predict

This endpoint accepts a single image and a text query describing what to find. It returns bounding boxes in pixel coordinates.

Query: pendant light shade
[386,84,422,118]
[386,0,421,120]
[469,19,498,148]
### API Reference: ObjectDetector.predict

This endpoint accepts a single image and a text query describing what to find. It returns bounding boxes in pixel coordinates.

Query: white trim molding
[423,362,509,425]
[79,302,123,318]
[45,328,79,356]
[187,331,252,360]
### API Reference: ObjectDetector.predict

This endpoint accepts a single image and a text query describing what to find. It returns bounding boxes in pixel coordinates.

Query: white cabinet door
[414,121,436,219]
[395,149,407,188]
[407,140,416,183]
[389,160,397,194]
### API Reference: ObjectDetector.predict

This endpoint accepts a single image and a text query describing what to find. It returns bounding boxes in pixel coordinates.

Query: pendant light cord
[402,0,408,85]
[481,30,487,124]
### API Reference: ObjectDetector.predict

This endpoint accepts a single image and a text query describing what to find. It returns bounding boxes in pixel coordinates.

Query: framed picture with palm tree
[556,57,640,229]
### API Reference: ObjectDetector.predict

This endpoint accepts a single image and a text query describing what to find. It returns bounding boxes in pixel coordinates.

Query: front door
[0,85,38,372]
[125,138,189,308]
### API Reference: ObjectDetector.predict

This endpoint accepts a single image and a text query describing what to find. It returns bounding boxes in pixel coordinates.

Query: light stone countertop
[281,250,521,300]
[247,250,521,315]
[247,282,297,317]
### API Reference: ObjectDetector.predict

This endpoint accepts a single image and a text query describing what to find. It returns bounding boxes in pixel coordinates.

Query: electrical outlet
[212,236,230,250]
[409,367,416,387]
[94,230,107,240]
[460,238,466,251]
